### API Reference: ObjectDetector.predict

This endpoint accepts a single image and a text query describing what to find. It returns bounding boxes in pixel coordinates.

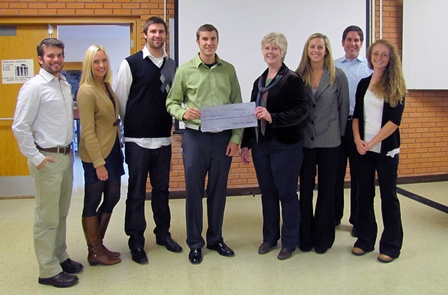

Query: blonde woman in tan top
[77,45,123,266]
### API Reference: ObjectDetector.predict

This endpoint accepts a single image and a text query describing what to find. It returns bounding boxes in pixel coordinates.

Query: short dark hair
[143,16,168,34]
[196,24,219,40]
[37,38,65,57]
[342,25,364,42]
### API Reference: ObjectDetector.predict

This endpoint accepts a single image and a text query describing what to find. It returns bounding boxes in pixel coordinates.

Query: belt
[185,123,202,131]
[347,115,353,121]
[36,144,72,155]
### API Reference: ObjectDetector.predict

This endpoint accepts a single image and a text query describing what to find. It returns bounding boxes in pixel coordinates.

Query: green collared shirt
[166,54,243,144]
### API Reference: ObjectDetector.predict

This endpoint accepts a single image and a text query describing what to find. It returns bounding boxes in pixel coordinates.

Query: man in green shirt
[166,24,242,265]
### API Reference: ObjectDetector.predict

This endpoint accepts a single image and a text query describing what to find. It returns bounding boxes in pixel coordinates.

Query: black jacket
[241,63,307,148]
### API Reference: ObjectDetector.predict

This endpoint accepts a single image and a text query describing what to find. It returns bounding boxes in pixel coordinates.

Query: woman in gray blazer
[296,33,349,254]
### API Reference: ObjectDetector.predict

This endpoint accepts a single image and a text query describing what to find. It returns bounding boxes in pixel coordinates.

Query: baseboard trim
[151,173,448,199]
[2,173,446,200]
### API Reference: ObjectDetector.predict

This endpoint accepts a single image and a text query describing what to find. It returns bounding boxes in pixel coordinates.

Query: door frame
[0,16,139,54]
[0,16,139,198]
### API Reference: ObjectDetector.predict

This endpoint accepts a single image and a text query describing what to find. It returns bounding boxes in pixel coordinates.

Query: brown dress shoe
[38,271,78,288]
[377,253,394,263]
[277,248,294,260]
[258,242,276,254]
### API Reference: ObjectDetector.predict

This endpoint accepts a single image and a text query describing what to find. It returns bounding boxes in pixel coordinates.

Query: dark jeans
[124,142,172,249]
[252,138,302,250]
[182,129,233,249]
[300,146,339,251]
[334,119,360,225]
[354,151,403,258]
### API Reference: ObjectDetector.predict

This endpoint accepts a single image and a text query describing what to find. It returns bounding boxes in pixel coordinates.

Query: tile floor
[1,157,447,294]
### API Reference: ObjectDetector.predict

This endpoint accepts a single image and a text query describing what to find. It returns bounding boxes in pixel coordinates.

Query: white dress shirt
[12,68,74,166]
[114,45,171,149]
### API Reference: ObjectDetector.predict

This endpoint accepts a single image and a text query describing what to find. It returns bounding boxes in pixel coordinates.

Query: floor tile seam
[397,187,448,214]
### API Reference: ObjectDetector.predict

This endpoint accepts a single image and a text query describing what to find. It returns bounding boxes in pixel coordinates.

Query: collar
[193,53,223,68]
[261,63,288,78]
[341,55,367,63]
[142,45,167,59]
[39,68,66,82]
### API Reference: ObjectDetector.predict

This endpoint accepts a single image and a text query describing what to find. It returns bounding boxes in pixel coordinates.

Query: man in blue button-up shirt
[334,26,372,236]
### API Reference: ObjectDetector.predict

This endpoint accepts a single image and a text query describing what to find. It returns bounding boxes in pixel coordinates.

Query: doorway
[0,17,138,197]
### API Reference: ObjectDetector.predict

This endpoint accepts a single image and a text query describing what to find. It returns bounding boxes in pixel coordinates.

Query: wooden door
[0,18,137,197]
[0,25,49,176]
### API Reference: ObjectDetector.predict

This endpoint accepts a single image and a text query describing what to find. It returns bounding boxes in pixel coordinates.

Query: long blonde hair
[296,33,336,86]
[80,44,112,86]
[367,39,407,106]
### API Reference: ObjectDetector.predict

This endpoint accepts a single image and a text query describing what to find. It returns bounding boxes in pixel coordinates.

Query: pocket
[38,160,51,172]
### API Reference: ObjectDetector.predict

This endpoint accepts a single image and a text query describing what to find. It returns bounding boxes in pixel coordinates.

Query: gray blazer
[302,67,349,149]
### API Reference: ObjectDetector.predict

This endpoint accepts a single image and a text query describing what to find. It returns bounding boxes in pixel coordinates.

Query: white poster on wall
[2,59,34,84]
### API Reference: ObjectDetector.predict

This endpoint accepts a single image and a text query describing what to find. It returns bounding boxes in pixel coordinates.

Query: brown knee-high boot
[97,211,120,257]
[82,216,121,266]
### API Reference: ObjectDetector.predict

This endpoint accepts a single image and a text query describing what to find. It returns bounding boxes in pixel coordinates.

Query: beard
[148,38,165,50]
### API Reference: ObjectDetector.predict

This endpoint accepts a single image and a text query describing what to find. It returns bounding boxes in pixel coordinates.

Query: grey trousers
[182,129,233,249]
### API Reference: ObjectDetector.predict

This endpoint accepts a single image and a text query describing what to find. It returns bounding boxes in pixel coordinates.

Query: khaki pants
[28,151,73,278]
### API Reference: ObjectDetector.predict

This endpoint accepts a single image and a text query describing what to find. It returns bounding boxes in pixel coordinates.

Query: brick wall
[0,0,175,51]
[1,0,447,195]
[379,1,448,178]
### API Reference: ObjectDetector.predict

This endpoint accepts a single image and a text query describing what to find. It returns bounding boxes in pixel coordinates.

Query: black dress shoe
[299,244,313,252]
[156,236,183,253]
[206,242,235,257]
[60,258,83,274]
[38,271,79,288]
[314,247,328,254]
[130,248,148,264]
[188,248,202,264]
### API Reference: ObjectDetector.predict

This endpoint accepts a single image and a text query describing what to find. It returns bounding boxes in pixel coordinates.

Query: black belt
[347,115,353,121]
[36,144,72,155]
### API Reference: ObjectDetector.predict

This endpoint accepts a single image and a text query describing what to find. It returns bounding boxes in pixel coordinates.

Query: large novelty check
[200,102,257,132]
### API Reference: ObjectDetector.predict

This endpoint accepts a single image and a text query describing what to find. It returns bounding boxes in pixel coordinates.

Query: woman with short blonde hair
[241,32,307,260]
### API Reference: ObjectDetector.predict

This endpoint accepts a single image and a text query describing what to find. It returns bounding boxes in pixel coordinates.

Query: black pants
[182,129,233,249]
[252,138,303,249]
[124,142,172,249]
[354,151,403,258]
[300,146,339,251]
[334,119,360,225]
